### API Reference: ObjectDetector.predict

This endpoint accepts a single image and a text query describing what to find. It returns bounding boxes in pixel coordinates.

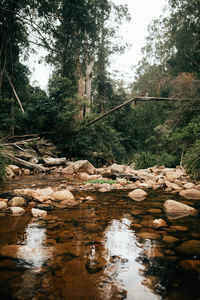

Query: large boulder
[51,190,75,202]
[163,199,197,219]
[9,197,25,207]
[72,160,96,175]
[179,189,200,199]
[128,189,148,201]
[43,157,66,166]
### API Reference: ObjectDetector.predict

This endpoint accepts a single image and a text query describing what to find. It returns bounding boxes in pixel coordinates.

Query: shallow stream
[0,174,199,300]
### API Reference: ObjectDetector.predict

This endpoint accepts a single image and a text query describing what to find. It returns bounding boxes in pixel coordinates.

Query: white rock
[163,199,197,219]
[179,189,200,200]
[51,190,75,202]
[31,208,47,217]
[128,189,148,201]
[0,201,7,210]
[8,207,25,215]
[9,197,25,207]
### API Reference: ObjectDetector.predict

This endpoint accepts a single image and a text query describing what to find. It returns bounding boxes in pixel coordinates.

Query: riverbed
[0,174,199,300]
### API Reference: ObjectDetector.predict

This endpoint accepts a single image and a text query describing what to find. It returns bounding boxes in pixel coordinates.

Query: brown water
[0,175,200,300]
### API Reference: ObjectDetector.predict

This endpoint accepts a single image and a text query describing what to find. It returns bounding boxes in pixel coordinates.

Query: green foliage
[133,152,158,169]
[0,144,8,181]
[86,179,117,185]
[183,141,200,180]
[133,151,176,169]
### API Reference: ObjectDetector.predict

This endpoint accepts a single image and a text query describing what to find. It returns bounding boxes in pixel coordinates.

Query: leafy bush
[133,152,158,169]
[183,141,200,180]
[133,151,176,169]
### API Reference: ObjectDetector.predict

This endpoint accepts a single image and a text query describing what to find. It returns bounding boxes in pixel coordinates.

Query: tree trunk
[85,59,94,116]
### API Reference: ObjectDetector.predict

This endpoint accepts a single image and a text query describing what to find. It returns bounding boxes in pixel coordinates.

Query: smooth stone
[85,196,94,201]
[8,207,25,215]
[179,189,200,199]
[138,232,161,240]
[31,208,47,217]
[152,218,167,228]
[60,200,79,207]
[73,160,96,175]
[9,197,25,207]
[128,189,148,201]
[51,190,75,202]
[167,225,188,232]
[79,172,90,180]
[163,235,179,243]
[163,199,197,219]
[176,240,200,256]
[23,169,31,175]
[0,201,7,210]
[147,208,162,214]
[183,183,195,189]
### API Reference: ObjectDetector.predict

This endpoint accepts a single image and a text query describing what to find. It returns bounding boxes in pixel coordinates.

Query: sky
[29,0,167,90]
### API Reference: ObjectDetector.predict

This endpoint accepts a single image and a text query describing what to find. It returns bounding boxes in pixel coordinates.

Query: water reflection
[102,218,161,300]
[17,219,52,270]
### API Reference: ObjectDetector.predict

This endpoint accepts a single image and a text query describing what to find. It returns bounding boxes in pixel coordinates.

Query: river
[0,174,199,299]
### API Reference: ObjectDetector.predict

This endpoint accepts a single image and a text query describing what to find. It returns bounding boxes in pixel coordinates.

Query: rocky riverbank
[0,156,200,219]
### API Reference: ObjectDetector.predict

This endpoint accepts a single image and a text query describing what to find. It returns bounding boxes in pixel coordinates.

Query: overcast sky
[29,0,167,89]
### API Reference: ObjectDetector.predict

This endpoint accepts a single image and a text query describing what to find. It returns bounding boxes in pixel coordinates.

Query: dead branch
[86,96,191,126]
[7,154,46,172]
[5,71,25,114]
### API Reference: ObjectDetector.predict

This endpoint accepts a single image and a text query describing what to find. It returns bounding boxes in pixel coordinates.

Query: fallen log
[7,154,46,172]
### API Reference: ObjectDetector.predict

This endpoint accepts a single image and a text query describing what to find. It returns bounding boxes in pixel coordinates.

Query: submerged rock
[128,189,148,201]
[163,199,197,219]
[180,260,200,274]
[138,232,161,240]
[152,218,167,228]
[163,235,179,243]
[176,240,200,256]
